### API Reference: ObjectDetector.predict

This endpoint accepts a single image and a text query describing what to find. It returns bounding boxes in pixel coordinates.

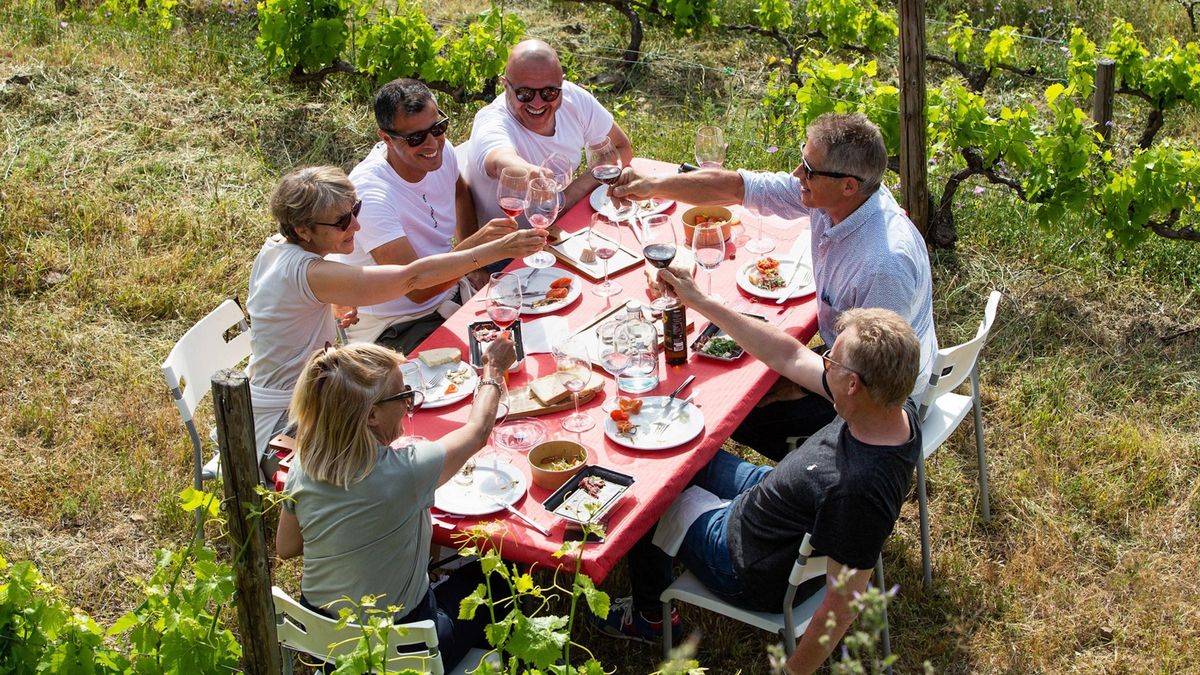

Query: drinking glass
[692,222,726,301]
[540,152,574,192]
[497,166,530,222]
[597,338,631,412]
[585,137,633,221]
[588,212,622,297]
[640,213,679,311]
[745,205,776,255]
[694,126,725,169]
[524,177,560,268]
[486,272,522,332]
[395,363,430,446]
[553,336,595,433]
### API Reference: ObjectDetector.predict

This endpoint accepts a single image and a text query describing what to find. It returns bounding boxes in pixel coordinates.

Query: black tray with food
[690,313,767,361]
[541,466,635,527]
[467,319,526,370]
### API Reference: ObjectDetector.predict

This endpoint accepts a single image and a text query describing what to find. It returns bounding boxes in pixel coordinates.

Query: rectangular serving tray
[541,466,635,527]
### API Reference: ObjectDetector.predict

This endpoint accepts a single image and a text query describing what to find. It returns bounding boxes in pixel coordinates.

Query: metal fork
[651,392,696,439]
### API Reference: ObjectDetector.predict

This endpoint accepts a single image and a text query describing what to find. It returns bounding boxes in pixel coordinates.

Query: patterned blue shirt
[739,169,938,394]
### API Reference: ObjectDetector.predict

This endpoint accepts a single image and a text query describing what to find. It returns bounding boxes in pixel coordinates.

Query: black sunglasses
[313,200,362,231]
[507,82,562,104]
[377,385,424,410]
[382,114,450,147]
[800,143,864,183]
[821,351,868,385]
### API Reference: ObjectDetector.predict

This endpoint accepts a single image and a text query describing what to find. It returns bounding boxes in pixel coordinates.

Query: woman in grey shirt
[276,339,513,669]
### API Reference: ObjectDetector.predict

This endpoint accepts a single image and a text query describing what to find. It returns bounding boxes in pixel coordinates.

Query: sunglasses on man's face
[821,351,868,385]
[312,200,362,231]
[382,114,450,147]
[508,82,562,104]
[377,385,424,411]
[799,143,864,183]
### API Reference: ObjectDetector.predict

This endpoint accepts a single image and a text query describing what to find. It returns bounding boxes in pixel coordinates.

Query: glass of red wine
[486,272,522,335]
[524,177,560,268]
[588,212,622,297]
[585,137,633,221]
[497,166,530,222]
[640,213,680,311]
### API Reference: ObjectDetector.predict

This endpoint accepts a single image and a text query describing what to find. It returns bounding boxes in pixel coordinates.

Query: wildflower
[766,145,779,153]
[973,186,986,195]
[59,20,68,28]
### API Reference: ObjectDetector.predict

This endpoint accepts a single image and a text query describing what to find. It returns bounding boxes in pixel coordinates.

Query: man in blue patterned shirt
[613,112,937,460]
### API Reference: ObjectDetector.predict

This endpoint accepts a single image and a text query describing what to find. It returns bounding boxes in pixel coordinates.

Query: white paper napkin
[520,316,571,354]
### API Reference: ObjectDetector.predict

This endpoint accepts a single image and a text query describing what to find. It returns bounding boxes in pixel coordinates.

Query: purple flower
[973,186,986,195]
[888,584,900,596]
[766,145,779,153]
[59,20,68,28]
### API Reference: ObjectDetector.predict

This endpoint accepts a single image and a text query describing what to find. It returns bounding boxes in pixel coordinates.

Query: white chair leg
[916,452,932,587]
[662,600,674,662]
[970,366,991,523]
[874,557,893,675]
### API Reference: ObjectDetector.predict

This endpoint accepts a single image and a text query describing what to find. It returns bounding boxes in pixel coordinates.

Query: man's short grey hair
[806,112,887,195]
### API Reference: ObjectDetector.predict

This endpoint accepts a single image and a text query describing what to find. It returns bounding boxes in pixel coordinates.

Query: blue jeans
[629,451,772,613]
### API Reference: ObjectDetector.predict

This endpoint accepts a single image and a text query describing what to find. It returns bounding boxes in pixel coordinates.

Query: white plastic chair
[660,534,892,670]
[915,290,1003,586]
[272,587,495,675]
[160,299,252,531]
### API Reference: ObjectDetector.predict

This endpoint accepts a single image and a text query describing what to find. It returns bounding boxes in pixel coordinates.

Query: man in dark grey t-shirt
[598,273,922,675]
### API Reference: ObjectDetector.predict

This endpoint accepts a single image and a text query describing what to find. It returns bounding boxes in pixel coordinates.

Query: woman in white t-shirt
[246,166,544,471]
[276,339,513,670]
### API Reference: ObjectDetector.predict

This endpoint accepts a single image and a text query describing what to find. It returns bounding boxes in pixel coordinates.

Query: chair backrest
[161,299,252,424]
[272,587,446,674]
[918,291,1002,420]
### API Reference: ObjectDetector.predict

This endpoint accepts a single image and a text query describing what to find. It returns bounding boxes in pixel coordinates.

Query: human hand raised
[332,304,359,328]
[475,217,519,244]
[656,268,705,307]
[496,228,548,259]
[482,331,517,374]
[608,167,656,210]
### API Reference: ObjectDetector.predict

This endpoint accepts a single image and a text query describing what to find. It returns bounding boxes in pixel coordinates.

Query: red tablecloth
[419,158,818,582]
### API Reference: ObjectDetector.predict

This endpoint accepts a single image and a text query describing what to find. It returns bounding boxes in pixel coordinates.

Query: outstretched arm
[786,562,873,674]
[611,167,746,208]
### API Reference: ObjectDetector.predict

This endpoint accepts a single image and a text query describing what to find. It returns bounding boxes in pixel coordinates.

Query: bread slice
[417,347,462,368]
[529,374,571,406]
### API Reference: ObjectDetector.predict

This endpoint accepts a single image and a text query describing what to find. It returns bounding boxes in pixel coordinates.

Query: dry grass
[2,2,1199,673]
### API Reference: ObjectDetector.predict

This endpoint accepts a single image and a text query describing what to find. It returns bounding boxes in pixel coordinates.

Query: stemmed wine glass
[744,205,776,255]
[640,213,679,311]
[695,126,725,169]
[585,137,633,221]
[393,363,428,447]
[524,177,560,268]
[540,152,574,192]
[554,336,595,433]
[692,221,726,301]
[486,272,522,335]
[588,212,622,297]
[497,166,530,223]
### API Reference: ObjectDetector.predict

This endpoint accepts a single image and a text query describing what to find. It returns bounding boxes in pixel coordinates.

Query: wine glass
[588,212,622,297]
[585,137,633,221]
[554,336,595,432]
[486,272,522,333]
[694,126,725,169]
[497,166,530,223]
[744,205,776,255]
[395,363,429,446]
[692,221,726,301]
[524,177,560,268]
[597,335,631,412]
[540,152,574,192]
[640,213,679,311]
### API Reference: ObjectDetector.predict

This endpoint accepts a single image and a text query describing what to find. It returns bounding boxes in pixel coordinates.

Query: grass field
[1,0,1199,672]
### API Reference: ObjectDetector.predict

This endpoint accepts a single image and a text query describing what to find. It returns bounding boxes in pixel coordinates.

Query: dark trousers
[730,394,836,462]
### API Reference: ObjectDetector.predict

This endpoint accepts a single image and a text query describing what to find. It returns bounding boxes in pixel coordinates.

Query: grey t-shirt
[284,441,446,615]
[726,402,920,611]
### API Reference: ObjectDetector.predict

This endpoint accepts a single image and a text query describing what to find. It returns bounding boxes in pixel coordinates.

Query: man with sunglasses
[598,293,922,675]
[465,39,633,226]
[611,112,937,461]
[331,78,542,354]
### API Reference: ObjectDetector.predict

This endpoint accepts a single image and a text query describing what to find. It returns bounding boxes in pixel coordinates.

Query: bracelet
[469,249,480,267]
[478,378,503,392]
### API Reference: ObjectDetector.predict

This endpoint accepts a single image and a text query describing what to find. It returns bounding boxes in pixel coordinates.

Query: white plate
[736,257,816,301]
[412,360,477,408]
[511,267,582,315]
[434,461,528,516]
[589,185,674,220]
[604,396,704,451]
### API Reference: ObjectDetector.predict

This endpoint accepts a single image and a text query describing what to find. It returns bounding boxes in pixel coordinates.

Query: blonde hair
[269,166,357,244]
[835,308,920,408]
[290,343,404,488]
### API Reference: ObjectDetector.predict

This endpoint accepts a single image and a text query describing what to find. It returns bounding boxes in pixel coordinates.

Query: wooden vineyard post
[212,369,281,675]
[1093,58,1116,142]
[898,0,930,240]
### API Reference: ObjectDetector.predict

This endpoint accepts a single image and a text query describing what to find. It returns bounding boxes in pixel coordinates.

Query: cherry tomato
[550,277,573,289]
[610,409,630,422]
[546,287,569,299]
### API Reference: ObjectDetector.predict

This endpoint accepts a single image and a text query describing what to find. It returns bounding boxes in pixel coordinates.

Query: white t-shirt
[466,80,614,225]
[329,141,459,318]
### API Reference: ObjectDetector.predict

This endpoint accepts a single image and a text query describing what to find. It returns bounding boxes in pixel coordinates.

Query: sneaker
[596,596,683,645]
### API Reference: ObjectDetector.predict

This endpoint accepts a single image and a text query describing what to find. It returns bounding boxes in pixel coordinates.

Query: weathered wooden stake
[1093,58,1116,141]
[212,368,281,675]
[898,0,930,240]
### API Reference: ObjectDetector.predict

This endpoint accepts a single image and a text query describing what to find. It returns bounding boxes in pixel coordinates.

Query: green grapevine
[256,0,353,74]
[355,0,441,83]
[96,0,178,31]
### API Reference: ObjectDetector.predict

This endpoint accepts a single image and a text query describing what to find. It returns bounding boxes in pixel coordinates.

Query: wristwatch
[477,378,504,393]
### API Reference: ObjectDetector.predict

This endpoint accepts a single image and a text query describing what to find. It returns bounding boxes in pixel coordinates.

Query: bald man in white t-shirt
[466,39,633,226]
